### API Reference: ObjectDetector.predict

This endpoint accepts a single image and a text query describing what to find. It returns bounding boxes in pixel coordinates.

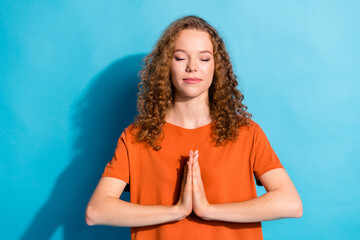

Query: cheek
[170,62,184,78]
[204,64,215,78]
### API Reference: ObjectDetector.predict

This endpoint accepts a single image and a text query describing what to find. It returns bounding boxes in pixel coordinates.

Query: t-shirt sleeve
[253,123,284,181]
[101,130,130,184]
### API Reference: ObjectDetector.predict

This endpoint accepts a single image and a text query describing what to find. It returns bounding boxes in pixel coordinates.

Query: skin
[183,149,303,222]
[170,29,214,102]
[85,29,303,227]
[174,31,302,222]
[165,29,214,128]
[189,149,210,217]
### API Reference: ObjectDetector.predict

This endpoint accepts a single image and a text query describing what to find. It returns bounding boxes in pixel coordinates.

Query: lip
[183,77,202,84]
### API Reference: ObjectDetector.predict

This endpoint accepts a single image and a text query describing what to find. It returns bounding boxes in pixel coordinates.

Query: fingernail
[195,150,198,154]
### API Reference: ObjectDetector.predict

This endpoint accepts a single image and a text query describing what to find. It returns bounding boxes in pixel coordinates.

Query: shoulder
[247,119,260,129]
[120,122,148,147]
[124,122,137,135]
[115,122,138,144]
[235,118,269,145]
[238,118,261,133]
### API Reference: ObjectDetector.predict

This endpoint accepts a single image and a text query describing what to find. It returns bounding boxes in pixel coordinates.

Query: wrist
[173,204,189,221]
[195,203,212,221]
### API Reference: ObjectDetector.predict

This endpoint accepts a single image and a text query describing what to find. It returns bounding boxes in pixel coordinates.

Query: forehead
[173,29,213,53]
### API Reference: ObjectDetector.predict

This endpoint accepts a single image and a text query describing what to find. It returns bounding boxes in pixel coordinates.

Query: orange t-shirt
[102,120,284,240]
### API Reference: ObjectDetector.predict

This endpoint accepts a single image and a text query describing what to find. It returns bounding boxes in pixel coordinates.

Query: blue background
[1,1,359,239]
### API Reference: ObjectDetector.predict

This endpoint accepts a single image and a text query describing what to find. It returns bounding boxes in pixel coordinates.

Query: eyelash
[175,57,210,62]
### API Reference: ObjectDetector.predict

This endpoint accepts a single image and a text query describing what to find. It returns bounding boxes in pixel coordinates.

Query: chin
[175,89,208,100]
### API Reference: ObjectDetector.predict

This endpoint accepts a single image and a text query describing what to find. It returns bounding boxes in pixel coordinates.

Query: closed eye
[174,57,210,62]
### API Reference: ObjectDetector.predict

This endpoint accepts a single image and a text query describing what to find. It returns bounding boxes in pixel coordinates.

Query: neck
[165,92,212,129]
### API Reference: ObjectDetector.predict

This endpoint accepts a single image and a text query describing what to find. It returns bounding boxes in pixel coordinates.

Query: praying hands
[176,150,210,219]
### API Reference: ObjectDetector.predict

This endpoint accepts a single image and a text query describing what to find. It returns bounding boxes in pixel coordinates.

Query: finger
[192,157,199,179]
[193,150,198,161]
[187,161,192,186]
[193,157,202,179]
[194,163,204,189]
[192,165,201,193]
[189,150,194,165]
[182,163,190,193]
[186,161,191,179]
[192,163,197,186]
[194,161,199,175]
[192,153,199,167]
[192,164,204,196]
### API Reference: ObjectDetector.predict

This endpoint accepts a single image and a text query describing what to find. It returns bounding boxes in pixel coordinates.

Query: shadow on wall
[21,54,147,240]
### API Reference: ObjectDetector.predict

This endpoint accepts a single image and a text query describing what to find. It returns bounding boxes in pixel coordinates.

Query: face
[170,29,215,102]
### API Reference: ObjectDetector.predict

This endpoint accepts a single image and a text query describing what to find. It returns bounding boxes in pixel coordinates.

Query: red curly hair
[132,15,252,150]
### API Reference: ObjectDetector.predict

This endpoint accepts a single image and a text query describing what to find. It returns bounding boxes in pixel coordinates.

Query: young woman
[85,15,303,239]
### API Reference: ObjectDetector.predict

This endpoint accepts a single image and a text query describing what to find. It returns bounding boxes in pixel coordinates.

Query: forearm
[86,197,185,227]
[202,190,303,223]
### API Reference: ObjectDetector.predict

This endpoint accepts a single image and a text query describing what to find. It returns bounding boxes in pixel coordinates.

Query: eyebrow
[174,49,213,55]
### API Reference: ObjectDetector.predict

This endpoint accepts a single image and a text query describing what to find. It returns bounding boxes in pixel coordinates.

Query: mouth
[183,78,202,84]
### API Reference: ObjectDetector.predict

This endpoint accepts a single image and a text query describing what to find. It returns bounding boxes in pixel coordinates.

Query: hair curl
[132,15,251,150]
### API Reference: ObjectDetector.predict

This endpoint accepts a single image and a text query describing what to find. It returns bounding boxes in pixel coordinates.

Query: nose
[186,59,197,72]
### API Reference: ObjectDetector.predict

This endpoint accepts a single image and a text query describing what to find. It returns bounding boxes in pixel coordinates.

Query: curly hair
[132,15,252,150]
